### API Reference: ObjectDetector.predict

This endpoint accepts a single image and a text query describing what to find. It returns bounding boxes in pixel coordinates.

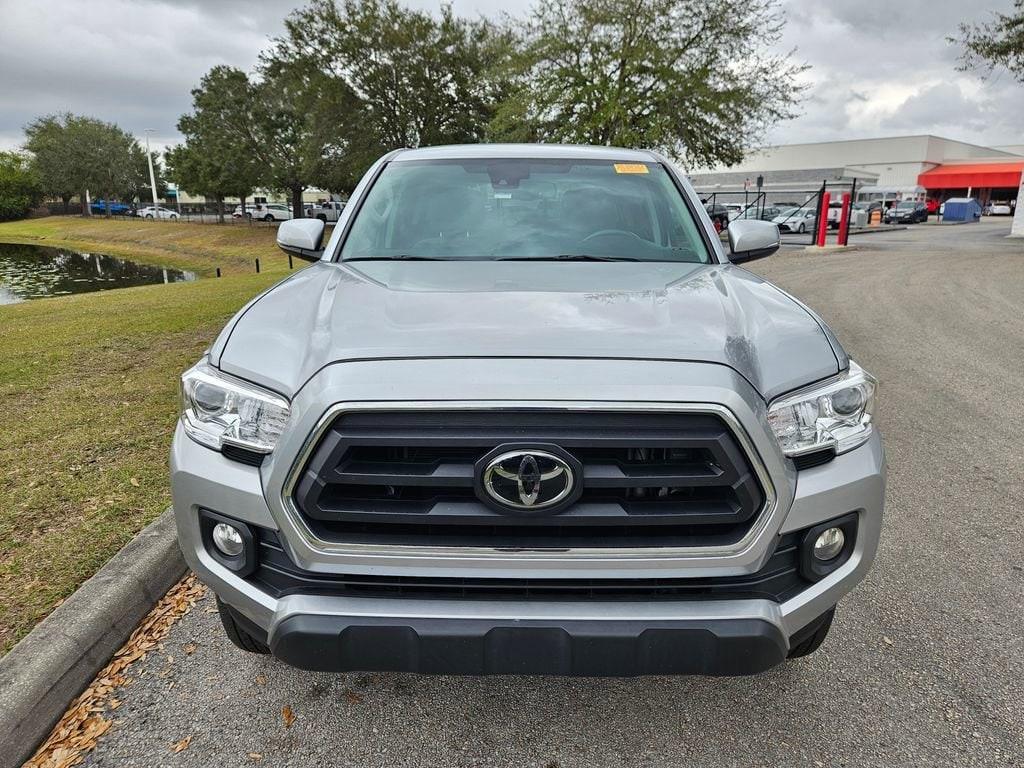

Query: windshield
[776,208,806,217]
[896,202,915,209]
[339,158,710,263]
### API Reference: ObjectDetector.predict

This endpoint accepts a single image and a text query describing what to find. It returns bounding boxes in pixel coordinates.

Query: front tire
[216,598,270,654]
[787,607,835,659]
[145,214,154,219]
[797,223,805,234]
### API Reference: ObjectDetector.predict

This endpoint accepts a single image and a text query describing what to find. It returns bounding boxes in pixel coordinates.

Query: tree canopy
[22,0,809,217]
[168,66,264,220]
[0,151,43,221]
[952,0,1024,82]
[490,0,806,168]
[24,113,159,216]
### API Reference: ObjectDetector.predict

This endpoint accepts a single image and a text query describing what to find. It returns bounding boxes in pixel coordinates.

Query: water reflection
[0,242,196,304]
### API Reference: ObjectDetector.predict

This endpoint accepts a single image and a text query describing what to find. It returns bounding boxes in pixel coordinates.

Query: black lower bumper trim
[269,615,787,676]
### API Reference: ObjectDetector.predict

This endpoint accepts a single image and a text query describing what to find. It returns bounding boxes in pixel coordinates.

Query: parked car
[772,206,817,234]
[252,203,293,222]
[733,205,777,222]
[304,200,346,222]
[704,203,730,232]
[826,201,844,230]
[852,201,882,215]
[138,205,179,220]
[90,200,134,216]
[173,144,884,677]
[984,201,1012,216]
[232,204,261,219]
[884,201,928,224]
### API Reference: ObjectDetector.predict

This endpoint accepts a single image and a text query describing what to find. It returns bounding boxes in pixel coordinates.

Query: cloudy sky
[0,0,1020,155]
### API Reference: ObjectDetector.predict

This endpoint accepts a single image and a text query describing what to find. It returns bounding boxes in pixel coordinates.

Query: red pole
[816,191,831,246]
[837,192,852,246]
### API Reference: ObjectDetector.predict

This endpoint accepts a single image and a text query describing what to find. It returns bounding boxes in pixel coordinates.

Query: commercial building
[689,135,1023,210]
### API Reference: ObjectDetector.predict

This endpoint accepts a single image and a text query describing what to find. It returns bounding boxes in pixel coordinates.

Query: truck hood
[214,260,841,400]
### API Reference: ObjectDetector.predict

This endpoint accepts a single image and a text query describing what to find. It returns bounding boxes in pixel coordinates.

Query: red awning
[918,162,1024,189]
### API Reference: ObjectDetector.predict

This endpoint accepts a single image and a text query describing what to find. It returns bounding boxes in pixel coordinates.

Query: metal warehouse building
[689,135,1023,210]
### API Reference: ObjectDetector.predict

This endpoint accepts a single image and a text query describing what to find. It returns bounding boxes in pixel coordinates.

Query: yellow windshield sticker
[614,163,649,174]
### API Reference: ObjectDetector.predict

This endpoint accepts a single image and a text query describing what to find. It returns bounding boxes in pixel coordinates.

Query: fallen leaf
[248,753,263,761]
[129,477,140,487]
[883,636,893,645]
[344,690,363,705]
[183,642,197,655]
[255,674,267,686]
[282,705,296,728]
[170,736,191,753]
[23,575,207,768]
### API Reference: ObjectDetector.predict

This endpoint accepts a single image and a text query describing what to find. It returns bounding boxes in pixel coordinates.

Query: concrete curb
[0,508,185,768]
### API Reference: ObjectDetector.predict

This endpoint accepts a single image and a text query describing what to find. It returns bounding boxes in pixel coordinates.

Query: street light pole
[144,129,159,211]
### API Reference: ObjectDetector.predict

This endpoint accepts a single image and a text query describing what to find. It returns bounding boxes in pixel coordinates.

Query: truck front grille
[291,410,766,549]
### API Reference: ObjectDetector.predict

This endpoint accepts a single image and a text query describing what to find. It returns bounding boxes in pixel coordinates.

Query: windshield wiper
[496,254,639,262]
[344,255,451,261]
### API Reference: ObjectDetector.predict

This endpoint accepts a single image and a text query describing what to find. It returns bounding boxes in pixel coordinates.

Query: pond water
[0,242,196,305]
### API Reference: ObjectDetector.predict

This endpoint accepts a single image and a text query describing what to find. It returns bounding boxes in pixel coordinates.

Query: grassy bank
[0,216,292,277]
[0,217,289,653]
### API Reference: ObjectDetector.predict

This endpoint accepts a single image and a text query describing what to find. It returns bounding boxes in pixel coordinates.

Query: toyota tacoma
[171,144,885,676]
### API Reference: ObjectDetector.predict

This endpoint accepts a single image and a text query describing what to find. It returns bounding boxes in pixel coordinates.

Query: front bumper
[171,361,885,676]
[269,612,788,676]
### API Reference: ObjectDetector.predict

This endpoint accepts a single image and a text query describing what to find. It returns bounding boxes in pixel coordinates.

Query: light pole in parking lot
[143,129,159,213]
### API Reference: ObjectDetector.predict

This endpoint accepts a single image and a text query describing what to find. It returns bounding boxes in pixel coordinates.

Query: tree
[171,66,264,222]
[23,113,142,217]
[74,119,140,217]
[0,151,43,221]
[952,1,1024,82]
[489,0,807,168]
[261,0,512,196]
[24,114,79,213]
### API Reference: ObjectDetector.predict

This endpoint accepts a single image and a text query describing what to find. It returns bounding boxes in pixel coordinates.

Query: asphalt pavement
[84,218,1024,768]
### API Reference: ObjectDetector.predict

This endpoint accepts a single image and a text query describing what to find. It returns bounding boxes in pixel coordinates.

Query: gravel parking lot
[84,219,1024,768]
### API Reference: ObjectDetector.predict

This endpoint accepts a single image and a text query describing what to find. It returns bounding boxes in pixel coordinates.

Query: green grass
[0,216,292,277]
[0,217,288,653]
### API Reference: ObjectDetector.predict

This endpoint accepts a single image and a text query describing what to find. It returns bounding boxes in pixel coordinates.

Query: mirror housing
[727,219,781,263]
[277,218,326,261]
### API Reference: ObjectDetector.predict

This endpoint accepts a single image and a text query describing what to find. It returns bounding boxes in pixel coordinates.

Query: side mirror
[727,219,781,263]
[277,218,325,261]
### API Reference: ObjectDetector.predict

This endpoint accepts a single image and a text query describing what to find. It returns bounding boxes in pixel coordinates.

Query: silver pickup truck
[171,144,885,676]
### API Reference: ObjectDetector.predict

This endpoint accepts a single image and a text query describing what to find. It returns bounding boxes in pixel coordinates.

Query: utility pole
[144,129,159,211]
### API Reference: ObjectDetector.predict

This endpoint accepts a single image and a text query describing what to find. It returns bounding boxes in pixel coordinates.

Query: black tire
[216,597,270,654]
[316,214,327,222]
[263,214,274,222]
[787,607,835,659]
[145,214,154,219]
[797,222,805,234]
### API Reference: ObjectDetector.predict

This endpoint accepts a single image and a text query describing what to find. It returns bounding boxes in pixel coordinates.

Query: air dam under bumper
[268,614,787,676]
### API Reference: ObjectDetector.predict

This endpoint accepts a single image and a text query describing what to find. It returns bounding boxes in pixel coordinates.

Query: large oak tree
[490,0,807,168]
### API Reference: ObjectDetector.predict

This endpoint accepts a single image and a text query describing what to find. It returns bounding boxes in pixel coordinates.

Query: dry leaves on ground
[282,705,296,728]
[24,575,207,768]
[170,735,192,753]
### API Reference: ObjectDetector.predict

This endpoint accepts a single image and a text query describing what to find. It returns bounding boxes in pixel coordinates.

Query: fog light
[813,527,845,561]
[212,522,244,557]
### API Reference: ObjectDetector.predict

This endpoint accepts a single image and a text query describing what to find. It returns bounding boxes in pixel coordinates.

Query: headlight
[767,361,877,457]
[180,359,290,454]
